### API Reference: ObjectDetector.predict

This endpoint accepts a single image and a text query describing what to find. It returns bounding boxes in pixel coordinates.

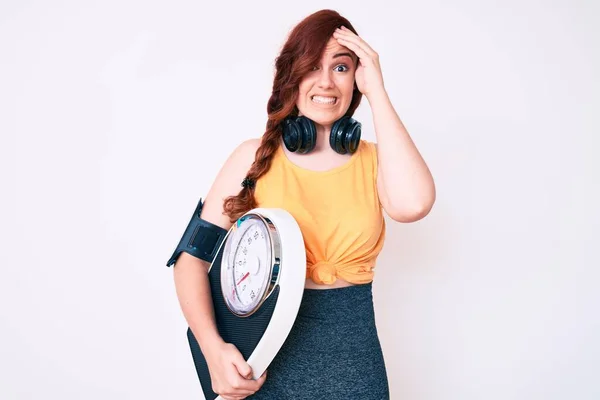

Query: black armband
[166,197,228,267]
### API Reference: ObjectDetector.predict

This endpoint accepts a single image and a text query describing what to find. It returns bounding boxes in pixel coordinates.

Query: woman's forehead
[321,38,354,61]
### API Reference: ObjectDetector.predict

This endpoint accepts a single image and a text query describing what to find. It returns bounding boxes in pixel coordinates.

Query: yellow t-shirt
[254,139,386,285]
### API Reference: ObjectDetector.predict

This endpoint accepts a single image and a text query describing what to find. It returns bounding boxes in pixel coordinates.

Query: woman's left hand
[333,26,385,99]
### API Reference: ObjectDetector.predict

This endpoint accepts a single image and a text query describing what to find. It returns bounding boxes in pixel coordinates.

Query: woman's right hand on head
[205,341,267,400]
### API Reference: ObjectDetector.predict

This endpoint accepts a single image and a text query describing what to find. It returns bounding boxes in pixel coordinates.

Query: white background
[1,1,598,399]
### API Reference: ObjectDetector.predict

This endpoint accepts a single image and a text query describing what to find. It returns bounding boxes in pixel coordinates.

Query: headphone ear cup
[344,118,362,154]
[282,117,301,152]
[330,116,362,154]
[296,116,316,154]
[283,116,316,154]
[330,117,350,154]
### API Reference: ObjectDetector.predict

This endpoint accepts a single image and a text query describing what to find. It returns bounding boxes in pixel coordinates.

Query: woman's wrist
[198,328,225,355]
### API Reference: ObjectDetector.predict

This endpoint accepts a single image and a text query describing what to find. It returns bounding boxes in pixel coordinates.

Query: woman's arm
[173,253,222,352]
[332,27,436,223]
[173,138,259,351]
[370,90,436,223]
[172,138,265,397]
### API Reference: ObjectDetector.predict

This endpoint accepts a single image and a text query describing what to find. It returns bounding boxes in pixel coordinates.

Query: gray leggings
[248,282,390,400]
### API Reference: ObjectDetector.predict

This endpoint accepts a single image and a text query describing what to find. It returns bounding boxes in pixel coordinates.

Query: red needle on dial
[236,272,250,286]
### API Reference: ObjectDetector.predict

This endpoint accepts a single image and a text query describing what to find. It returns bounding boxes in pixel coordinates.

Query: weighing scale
[184,207,306,400]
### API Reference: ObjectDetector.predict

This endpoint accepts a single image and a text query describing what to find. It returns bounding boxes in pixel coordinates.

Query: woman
[173,9,436,400]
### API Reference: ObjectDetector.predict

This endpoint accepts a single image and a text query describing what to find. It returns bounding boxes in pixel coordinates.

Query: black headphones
[282,115,362,155]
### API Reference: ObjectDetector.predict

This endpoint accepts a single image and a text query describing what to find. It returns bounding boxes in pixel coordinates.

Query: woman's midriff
[303,277,356,290]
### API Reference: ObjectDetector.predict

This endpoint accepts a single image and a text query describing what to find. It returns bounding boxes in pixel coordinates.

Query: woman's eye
[312,66,319,71]
[335,65,349,72]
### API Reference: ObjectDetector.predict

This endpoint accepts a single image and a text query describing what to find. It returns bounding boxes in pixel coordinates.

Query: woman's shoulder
[235,137,261,152]
[361,139,377,148]
[208,137,262,195]
[198,138,261,229]
[358,140,380,173]
[359,139,378,156]
[229,138,261,167]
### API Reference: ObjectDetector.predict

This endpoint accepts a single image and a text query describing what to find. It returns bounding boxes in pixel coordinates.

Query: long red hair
[223,9,362,222]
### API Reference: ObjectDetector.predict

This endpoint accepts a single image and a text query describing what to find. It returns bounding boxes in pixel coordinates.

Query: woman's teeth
[311,95,337,105]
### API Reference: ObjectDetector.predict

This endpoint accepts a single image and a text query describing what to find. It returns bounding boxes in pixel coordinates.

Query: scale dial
[221,213,280,316]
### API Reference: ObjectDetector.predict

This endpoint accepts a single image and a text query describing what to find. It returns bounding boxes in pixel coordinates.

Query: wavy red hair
[223,9,362,222]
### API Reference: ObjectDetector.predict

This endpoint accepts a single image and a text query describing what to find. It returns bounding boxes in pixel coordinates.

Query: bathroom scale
[186,207,306,400]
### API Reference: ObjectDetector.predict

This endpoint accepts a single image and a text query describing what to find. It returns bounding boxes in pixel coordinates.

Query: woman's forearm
[173,253,224,353]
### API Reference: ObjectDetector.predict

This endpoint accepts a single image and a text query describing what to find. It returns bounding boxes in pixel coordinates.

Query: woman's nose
[317,69,334,88]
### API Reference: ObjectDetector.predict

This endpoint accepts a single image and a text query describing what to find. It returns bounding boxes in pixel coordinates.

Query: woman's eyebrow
[332,52,353,60]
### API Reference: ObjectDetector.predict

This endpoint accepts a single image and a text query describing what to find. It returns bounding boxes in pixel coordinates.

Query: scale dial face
[221,214,278,316]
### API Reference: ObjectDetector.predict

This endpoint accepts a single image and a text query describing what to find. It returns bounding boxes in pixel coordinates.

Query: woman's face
[296,37,356,127]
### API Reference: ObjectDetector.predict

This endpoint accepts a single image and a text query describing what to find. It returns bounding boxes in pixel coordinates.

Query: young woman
[173,9,435,400]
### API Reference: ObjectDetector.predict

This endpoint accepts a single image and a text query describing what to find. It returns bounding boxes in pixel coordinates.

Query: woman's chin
[304,111,344,127]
